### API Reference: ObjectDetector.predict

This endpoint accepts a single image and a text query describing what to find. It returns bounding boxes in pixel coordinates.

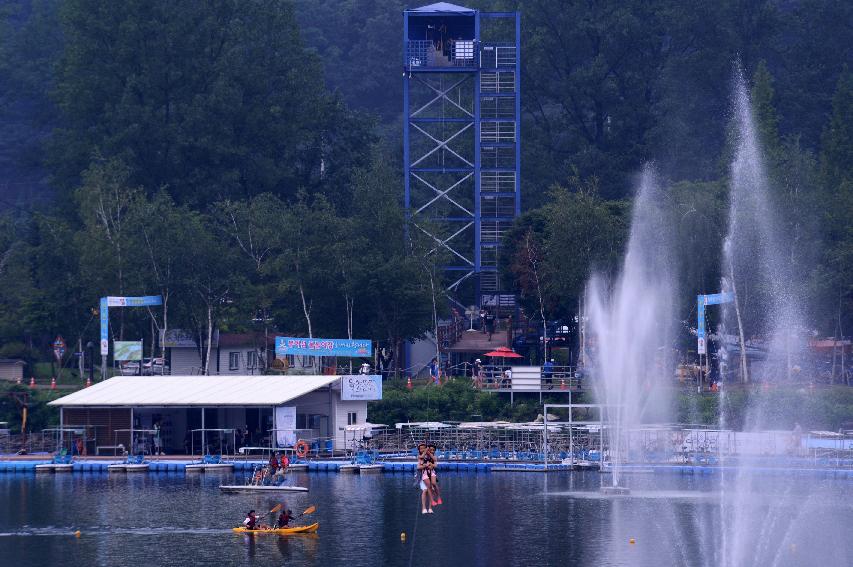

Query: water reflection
[0,472,850,566]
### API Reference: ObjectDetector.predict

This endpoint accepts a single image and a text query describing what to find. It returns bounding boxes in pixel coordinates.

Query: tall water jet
[586,166,677,490]
[722,69,805,385]
[718,66,810,567]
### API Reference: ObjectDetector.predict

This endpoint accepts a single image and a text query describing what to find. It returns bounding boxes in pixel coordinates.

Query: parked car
[118,358,169,376]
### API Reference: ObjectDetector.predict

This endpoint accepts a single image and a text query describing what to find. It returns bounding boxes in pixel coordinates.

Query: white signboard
[697,337,707,355]
[274,406,297,447]
[341,375,383,401]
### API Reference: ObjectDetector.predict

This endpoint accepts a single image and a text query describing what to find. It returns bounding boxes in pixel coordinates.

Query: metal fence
[343,423,853,468]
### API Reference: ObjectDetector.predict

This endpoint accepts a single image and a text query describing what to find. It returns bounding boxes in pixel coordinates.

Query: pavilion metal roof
[409,3,475,14]
[49,374,339,407]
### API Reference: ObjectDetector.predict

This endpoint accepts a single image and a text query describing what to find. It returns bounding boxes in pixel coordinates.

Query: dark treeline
[0,1,851,368]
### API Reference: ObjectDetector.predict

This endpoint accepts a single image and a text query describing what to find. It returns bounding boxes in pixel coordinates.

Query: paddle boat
[185,454,234,473]
[349,449,384,473]
[219,463,308,493]
[220,484,309,494]
[108,453,149,473]
[36,450,75,473]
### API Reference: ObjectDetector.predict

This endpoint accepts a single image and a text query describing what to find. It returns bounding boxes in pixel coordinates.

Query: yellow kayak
[233,523,319,535]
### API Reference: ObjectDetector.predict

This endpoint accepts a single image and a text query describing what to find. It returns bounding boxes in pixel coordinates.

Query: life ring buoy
[294,440,310,458]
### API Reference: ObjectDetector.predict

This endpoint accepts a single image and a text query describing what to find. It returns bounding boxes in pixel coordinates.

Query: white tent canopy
[49,375,339,407]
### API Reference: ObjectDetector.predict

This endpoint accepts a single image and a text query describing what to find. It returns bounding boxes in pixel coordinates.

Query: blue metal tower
[404,2,520,309]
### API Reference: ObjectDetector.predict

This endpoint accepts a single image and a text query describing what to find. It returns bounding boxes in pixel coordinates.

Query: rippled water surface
[1,471,851,566]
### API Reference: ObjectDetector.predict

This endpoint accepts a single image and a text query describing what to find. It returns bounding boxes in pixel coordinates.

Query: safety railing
[480,43,517,68]
[481,171,516,193]
[405,39,477,69]
[480,70,515,93]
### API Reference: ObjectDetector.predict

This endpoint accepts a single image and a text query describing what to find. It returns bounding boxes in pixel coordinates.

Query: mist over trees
[0,0,850,366]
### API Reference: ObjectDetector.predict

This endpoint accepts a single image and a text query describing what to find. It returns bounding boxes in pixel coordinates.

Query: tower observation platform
[403,2,520,309]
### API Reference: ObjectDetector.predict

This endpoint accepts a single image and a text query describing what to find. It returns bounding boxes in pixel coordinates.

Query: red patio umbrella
[483,346,523,358]
[483,347,522,387]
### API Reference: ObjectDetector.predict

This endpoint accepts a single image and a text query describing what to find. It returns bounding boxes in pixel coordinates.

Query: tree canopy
[0,0,850,371]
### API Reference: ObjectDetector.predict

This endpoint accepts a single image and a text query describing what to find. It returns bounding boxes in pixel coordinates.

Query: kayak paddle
[298,505,316,518]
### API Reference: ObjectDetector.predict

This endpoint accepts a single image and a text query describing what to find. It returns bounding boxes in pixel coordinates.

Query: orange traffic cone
[50,377,56,390]
[407,377,413,390]
[85,376,92,388]
[29,376,36,388]
[560,379,566,390]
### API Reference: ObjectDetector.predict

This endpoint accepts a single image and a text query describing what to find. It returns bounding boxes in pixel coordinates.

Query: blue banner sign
[341,375,383,401]
[702,292,735,306]
[275,337,372,358]
[696,293,736,355]
[100,297,109,355]
[107,296,163,307]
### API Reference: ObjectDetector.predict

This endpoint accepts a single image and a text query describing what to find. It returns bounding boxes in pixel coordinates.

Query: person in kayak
[275,509,293,529]
[243,510,259,530]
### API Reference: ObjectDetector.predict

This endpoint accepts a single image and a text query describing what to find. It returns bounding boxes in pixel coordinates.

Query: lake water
[1,470,851,566]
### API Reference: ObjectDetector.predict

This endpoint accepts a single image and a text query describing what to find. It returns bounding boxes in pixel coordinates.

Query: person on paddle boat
[417,443,434,514]
[272,453,290,486]
[275,509,293,529]
[268,452,280,474]
[251,466,265,485]
[427,444,443,506]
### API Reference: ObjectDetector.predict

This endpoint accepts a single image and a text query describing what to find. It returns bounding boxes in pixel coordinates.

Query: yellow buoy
[400,532,407,542]
[629,538,635,545]
[74,530,81,538]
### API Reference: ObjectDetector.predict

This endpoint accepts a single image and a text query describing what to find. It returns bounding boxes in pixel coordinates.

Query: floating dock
[1,458,852,478]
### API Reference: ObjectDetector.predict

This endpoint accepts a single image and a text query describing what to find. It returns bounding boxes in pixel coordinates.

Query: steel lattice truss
[407,74,477,293]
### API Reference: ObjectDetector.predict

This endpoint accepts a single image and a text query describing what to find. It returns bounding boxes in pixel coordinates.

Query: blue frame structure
[404,2,521,308]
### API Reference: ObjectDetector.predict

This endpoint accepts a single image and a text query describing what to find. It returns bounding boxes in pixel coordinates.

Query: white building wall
[409,335,438,378]
[169,348,202,375]
[217,349,262,375]
[286,387,367,451]
[0,363,24,382]
[335,399,368,452]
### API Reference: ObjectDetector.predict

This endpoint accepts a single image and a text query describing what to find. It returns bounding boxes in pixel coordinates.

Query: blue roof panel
[409,2,475,14]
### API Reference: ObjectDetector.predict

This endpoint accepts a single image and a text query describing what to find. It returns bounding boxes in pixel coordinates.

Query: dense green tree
[814,70,853,335]
[295,0,405,123]
[521,0,670,201]
[0,0,62,205]
[128,191,202,357]
[540,181,628,318]
[50,0,373,206]
[347,155,435,367]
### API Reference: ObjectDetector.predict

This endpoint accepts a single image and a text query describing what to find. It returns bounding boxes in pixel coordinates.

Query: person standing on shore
[472,359,483,388]
[429,358,440,386]
[484,310,496,341]
[153,420,163,455]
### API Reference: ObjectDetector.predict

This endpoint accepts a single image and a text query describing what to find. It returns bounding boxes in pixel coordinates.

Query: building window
[228,352,239,371]
[347,412,357,425]
[247,351,258,369]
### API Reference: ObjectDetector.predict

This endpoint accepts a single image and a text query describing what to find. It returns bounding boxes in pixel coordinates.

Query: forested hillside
[0,0,850,367]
